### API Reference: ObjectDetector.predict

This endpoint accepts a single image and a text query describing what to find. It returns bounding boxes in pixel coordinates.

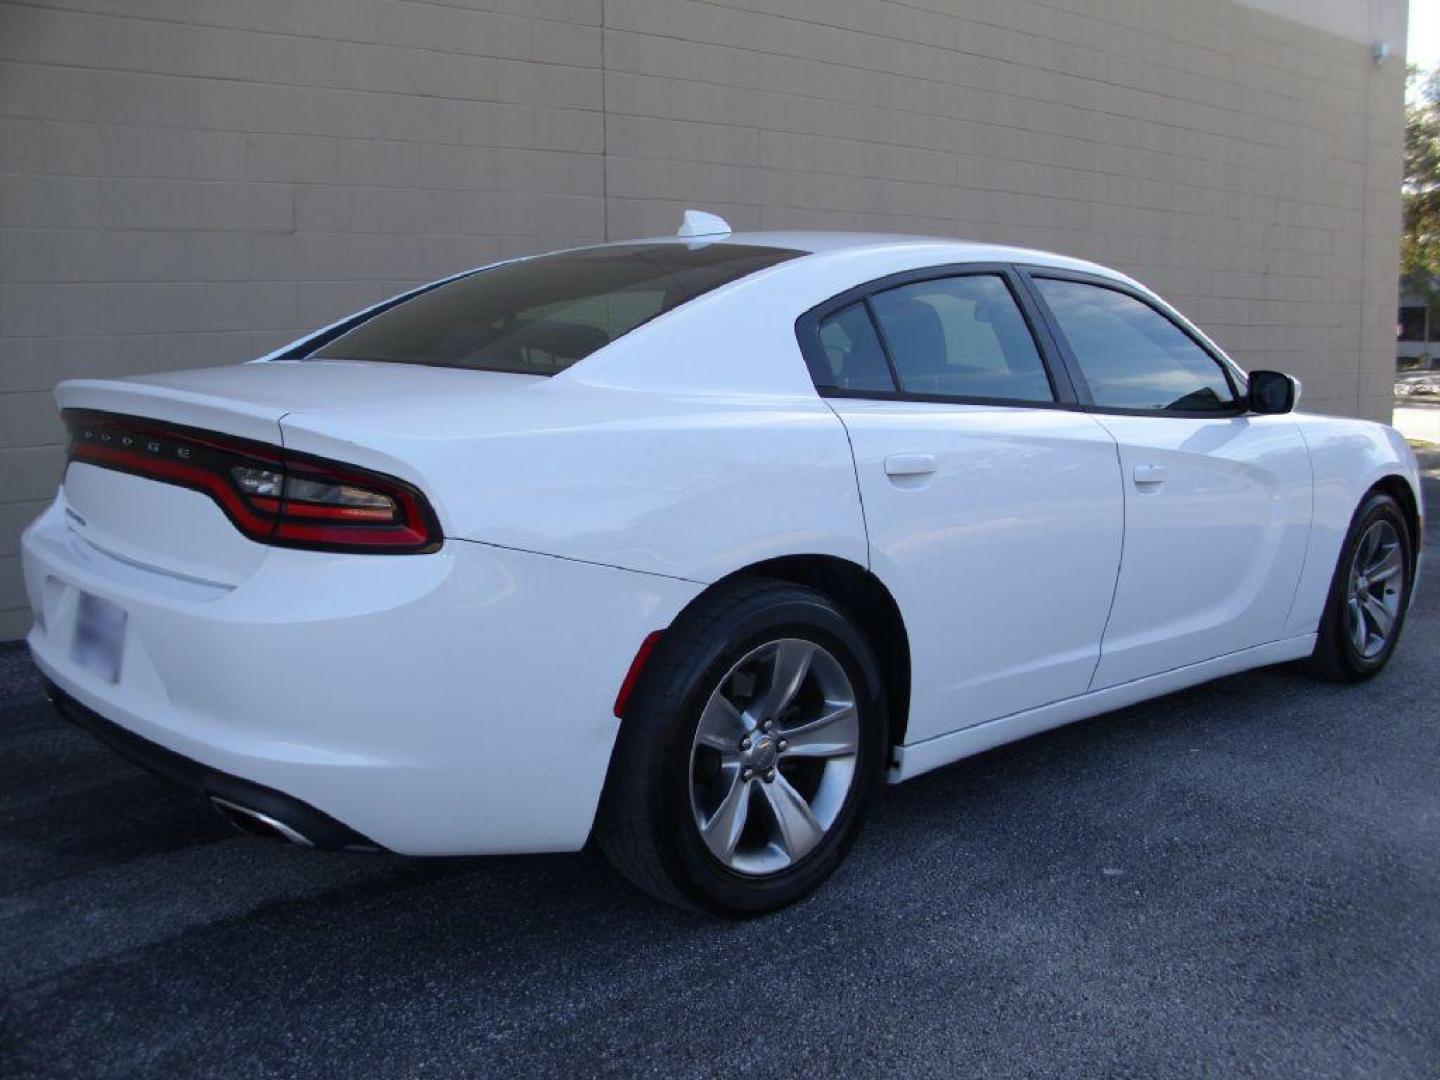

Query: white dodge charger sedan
[22,211,1421,915]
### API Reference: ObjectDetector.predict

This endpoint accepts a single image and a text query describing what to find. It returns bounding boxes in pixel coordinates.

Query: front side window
[308,243,801,375]
[1035,278,1237,412]
[868,275,1054,403]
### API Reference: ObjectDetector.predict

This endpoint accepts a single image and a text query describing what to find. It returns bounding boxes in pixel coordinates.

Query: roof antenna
[677,208,732,238]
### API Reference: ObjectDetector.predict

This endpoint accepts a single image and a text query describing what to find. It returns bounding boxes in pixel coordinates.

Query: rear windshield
[305,242,802,375]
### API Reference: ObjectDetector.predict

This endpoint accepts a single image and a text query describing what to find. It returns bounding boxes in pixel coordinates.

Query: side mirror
[1248,370,1298,414]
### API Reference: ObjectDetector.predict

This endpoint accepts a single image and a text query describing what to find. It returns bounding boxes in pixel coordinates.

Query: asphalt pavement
[2,454,1437,1078]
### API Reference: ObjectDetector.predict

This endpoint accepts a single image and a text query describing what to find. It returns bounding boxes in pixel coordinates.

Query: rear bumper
[23,496,702,855]
[43,676,378,850]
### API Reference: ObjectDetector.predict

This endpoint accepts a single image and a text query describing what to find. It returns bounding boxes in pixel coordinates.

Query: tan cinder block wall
[0,0,1409,639]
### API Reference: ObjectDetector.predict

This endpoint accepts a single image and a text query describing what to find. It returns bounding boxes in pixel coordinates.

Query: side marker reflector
[613,630,665,718]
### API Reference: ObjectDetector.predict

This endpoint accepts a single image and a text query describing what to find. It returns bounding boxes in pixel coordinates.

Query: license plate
[73,592,127,684]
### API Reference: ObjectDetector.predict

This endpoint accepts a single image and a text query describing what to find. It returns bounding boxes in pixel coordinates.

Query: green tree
[1403,68,1440,297]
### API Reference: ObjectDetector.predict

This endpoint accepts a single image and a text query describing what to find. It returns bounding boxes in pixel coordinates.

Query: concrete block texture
[0,0,1410,636]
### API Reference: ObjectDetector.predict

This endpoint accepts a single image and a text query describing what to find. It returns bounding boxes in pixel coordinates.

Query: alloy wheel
[1345,519,1405,659]
[688,638,860,876]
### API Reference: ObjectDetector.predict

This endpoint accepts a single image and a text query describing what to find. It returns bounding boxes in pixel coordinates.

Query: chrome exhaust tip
[210,796,314,847]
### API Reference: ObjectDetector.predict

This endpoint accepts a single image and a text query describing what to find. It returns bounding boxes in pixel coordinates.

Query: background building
[1399,283,1436,367]
[0,0,1411,639]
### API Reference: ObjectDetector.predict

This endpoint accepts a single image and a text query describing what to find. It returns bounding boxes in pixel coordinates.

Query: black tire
[1306,490,1414,682]
[595,576,889,917]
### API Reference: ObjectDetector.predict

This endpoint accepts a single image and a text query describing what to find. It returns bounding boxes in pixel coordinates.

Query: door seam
[1085,412,1126,692]
[819,398,873,571]
[1280,419,1317,631]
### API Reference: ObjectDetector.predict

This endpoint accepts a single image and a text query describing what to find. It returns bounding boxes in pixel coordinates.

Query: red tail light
[63,409,441,554]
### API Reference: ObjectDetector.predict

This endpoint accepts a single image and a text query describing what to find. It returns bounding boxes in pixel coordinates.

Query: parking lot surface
[2,454,1437,1078]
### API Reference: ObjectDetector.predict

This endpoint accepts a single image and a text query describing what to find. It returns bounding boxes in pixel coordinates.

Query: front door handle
[884,453,936,478]
[1133,463,1167,487]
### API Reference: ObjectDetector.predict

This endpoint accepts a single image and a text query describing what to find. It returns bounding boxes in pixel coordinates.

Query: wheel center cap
[743,735,778,772]
[1356,575,1369,595]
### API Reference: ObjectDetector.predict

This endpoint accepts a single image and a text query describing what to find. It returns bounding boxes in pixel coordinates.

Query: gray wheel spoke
[780,738,855,759]
[752,639,814,722]
[700,769,750,860]
[1346,597,1367,652]
[1366,546,1403,583]
[780,702,858,758]
[1357,526,1378,568]
[760,774,824,861]
[695,694,749,752]
[1362,594,1395,637]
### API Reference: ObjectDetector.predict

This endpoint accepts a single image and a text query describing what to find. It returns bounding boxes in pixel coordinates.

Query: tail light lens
[63,409,441,554]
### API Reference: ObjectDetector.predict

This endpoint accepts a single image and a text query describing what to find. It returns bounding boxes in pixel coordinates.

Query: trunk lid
[54,360,541,583]
[58,359,538,435]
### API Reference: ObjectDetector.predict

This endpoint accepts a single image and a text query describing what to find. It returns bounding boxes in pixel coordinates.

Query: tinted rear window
[307,243,802,375]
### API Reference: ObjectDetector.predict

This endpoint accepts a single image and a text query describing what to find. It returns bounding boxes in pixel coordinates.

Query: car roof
[610,230,1142,290]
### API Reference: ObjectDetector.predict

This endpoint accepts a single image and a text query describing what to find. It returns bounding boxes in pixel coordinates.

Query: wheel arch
[1371,473,1422,575]
[692,555,913,755]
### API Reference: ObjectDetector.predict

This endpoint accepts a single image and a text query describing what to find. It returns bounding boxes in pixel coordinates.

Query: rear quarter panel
[277,379,868,584]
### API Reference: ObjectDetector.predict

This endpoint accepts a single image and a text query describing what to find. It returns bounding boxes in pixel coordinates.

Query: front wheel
[596,577,888,916]
[1307,490,1414,682]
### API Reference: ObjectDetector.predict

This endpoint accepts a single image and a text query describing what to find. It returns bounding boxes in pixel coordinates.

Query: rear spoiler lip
[53,379,286,446]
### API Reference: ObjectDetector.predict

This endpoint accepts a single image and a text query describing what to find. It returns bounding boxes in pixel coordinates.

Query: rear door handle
[1132,464,1167,487]
[884,453,936,478]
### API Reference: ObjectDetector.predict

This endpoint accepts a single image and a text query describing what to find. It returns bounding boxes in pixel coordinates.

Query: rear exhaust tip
[210,796,314,847]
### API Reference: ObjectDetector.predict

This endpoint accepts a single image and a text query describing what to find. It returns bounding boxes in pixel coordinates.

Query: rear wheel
[1307,491,1413,682]
[596,577,888,916]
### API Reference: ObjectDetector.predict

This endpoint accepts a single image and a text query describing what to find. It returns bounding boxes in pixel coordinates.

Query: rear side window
[813,303,896,392]
[869,276,1054,403]
[1034,278,1237,412]
[307,243,801,375]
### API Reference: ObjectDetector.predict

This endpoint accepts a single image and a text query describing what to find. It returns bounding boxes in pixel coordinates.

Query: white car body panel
[1087,412,1312,688]
[827,399,1124,742]
[59,361,869,585]
[24,495,701,854]
[1285,417,1423,633]
[63,463,270,587]
[21,230,1424,853]
[277,380,867,583]
[891,633,1318,780]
